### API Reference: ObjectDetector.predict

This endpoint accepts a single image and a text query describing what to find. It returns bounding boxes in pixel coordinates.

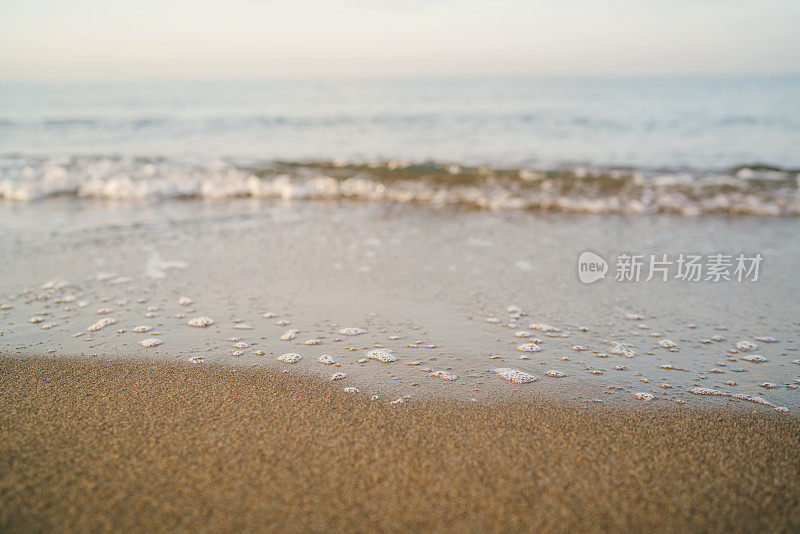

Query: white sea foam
[338,327,366,336]
[88,317,116,331]
[187,316,214,328]
[529,323,560,332]
[367,349,398,363]
[516,343,542,352]
[144,251,188,280]
[608,345,636,358]
[3,157,800,216]
[492,368,538,384]
[318,354,337,365]
[659,364,686,371]
[330,372,347,381]
[278,353,302,364]
[431,370,459,381]
[689,387,787,411]
[280,329,299,341]
[545,370,566,378]
[139,338,162,347]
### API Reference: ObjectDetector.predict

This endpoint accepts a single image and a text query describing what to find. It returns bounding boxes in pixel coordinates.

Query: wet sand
[1,357,798,533]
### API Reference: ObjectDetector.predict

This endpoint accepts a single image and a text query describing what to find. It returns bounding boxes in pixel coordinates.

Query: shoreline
[2,356,798,532]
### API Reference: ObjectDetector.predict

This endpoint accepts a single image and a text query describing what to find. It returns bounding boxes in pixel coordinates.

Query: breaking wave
[1,155,799,216]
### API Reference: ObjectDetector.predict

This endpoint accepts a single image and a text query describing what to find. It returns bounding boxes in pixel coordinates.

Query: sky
[0,0,798,80]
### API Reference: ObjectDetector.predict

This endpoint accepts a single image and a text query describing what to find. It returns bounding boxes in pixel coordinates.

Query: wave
[1,155,798,216]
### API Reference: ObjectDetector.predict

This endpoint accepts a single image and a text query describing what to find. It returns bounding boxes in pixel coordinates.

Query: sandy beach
[2,1,800,531]
[1,356,798,533]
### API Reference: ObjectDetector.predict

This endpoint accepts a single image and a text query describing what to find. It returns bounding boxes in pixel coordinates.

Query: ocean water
[2,77,800,410]
[1,76,799,214]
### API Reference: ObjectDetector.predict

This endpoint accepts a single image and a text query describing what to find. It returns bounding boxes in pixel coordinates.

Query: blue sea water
[1,76,798,170]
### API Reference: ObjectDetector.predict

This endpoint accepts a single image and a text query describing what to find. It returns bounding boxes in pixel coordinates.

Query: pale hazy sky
[1,0,798,80]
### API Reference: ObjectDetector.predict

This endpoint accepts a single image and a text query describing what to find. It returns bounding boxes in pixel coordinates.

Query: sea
[1,76,799,409]
[1,75,799,214]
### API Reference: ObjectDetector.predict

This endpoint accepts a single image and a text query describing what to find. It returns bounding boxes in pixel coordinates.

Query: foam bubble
[609,345,636,358]
[88,317,116,332]
[280,329,299,341]
[304,339,321,345]
[689,387,787,412]
[139,338,162,347]
[278,353,302,364]
[187,356,205,363]
[529,323,560,332]
[330,372,347,381]
[659,340,677,349]
[187,316,214,328]
[233,323,253,330]
[178,297,194,306]
[338,327,366,336]
[516,343,542,352]
[431,370,459,381]
[367,349,397,363]
[492,368,538,383]
[659,364,686,371]
[545,370,566,378]
[632,392,654,401]
[754,336,777,343]
[133,326,152,333]
[734,340,757,351]
[318,354,337,365]
[742,355,768,363]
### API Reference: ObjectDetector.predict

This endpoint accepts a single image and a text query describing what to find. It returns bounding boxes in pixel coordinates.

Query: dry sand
[1,357,798,533]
